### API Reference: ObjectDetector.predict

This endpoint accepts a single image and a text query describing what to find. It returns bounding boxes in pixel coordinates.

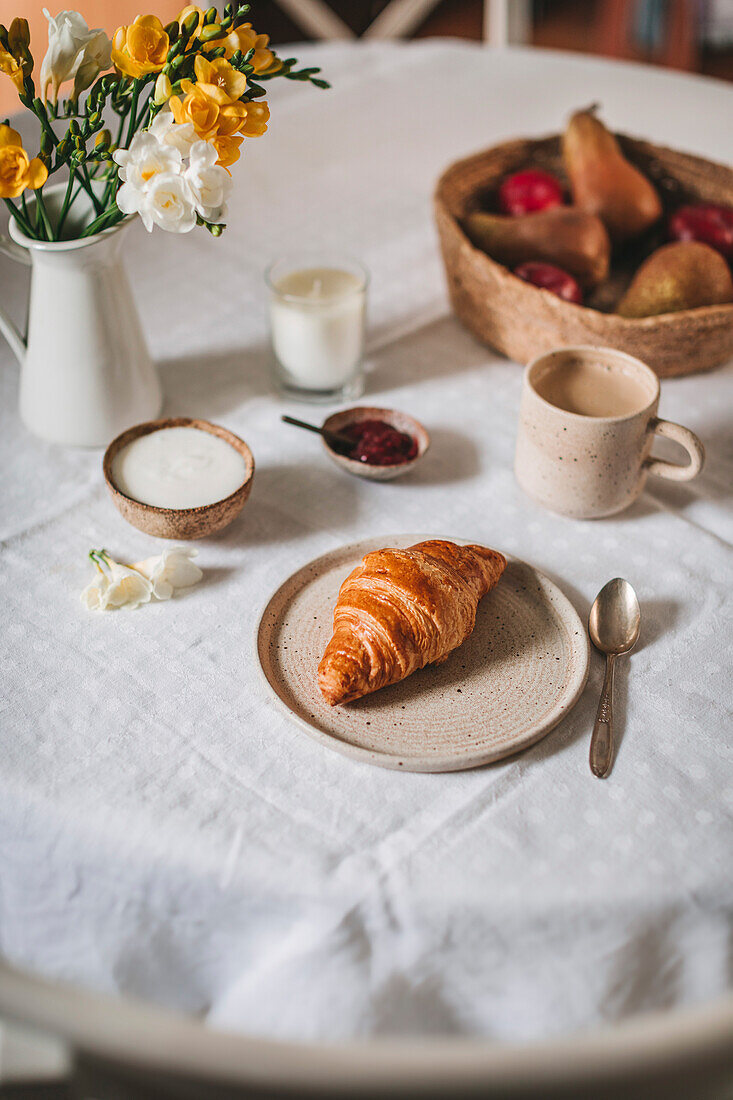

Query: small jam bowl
[103,417,255,540]
[322,406,430,481]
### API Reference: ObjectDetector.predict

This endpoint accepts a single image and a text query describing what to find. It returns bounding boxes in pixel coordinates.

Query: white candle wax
[269,267,366,390]
[112,426,247,509]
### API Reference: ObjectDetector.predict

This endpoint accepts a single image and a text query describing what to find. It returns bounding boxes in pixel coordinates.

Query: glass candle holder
[266,253,368,403]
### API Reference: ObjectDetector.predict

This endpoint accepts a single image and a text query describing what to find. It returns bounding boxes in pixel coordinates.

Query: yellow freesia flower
[0,18,32,93]
[219,22,281,75]
[211,134,243,169]
[238,99,269,137]
[0,45,24,92]
[194,54,247,102]
[111,15,169,79]
[0,125,48,199]
[170,77,269,167]
[171,81,245,140]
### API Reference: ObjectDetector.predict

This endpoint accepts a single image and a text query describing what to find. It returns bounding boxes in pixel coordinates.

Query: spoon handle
[281,415,323,435]
[590,653,616,778]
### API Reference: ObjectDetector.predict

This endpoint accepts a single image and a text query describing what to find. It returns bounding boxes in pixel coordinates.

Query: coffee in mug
[515,346,705,519]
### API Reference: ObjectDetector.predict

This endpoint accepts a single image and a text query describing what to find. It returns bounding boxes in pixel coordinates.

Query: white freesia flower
[81,570,110,611]
[185,140,232,222]
[142,172,198,233]
[114,130,181,191]
[114,127,198,234]
[82,549,203,611]
[82,551,152,611]
[40,9,111,104]
[132,548,203,601]
[148,109,197,156]
[104,559,153,609]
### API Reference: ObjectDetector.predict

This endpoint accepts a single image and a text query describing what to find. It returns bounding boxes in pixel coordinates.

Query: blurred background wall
[3,0,733,116]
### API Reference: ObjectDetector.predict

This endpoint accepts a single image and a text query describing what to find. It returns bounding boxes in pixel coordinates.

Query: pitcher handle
[0,230,30,364]
[0,231,31,266]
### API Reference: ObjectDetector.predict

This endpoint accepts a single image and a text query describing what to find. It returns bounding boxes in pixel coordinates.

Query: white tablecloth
[1,42,732,1044]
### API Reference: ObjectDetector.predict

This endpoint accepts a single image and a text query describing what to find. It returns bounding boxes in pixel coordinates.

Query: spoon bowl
[589,578,641,655]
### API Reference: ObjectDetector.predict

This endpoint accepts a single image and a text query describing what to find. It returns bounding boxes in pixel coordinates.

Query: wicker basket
[434,133,733,378]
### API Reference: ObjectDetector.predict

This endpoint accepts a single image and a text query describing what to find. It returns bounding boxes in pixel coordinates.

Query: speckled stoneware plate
[256,536,590,772]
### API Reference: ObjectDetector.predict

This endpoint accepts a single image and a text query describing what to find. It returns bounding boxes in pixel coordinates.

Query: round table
[1,41,732,1048]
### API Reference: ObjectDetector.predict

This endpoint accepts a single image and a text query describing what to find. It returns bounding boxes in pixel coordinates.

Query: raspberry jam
[341,419,418,466]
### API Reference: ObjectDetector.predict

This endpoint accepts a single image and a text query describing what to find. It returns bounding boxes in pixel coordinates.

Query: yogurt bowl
[103,417,255,540]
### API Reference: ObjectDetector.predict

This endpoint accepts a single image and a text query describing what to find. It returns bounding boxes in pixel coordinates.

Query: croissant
[318,539,507,706]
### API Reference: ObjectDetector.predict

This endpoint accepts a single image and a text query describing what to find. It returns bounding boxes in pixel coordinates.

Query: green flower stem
[80,206,124,238]
[102,178,119,212]
[79,161,104,216]
[2,197,33,237]
[33,188,54,241]
[114,109,127,147]
[126,81,141,147]
[32,99,58,149]
[55,167,76,238]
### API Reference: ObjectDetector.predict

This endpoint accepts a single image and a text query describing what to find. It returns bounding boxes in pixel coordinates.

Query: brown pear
[563,107,663,244]
[463,207,610,288]
[617,241,733,317]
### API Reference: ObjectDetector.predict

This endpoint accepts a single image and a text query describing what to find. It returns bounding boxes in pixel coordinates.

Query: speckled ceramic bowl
[103,417,255,540]
[321,406,430,481]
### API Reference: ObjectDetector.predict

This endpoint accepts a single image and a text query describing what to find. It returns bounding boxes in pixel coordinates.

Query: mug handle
[645,418,705,482]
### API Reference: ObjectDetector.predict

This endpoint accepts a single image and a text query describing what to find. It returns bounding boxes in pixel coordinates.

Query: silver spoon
[588,578,641,779]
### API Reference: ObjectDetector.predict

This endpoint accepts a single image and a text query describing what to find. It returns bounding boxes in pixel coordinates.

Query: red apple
[668,203,733,260]
[514,261,583,304]
[498,169,565,216]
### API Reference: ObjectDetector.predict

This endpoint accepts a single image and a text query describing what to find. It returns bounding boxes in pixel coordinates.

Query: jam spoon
[588,578,640,778]
[281,415,353,454]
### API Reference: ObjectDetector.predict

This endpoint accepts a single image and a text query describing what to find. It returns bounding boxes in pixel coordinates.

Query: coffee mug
[515,346,705,519]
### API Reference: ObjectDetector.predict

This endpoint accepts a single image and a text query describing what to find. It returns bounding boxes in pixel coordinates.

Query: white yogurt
[269,266,366,390]
[112,426,247,509]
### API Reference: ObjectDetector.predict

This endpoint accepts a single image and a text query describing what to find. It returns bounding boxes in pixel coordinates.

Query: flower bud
[164,20,180,41]
[200,23,223,41]
[153,72,172,105]
[204,6,218,23]
[182,11,200,35]
[95,128,111,148]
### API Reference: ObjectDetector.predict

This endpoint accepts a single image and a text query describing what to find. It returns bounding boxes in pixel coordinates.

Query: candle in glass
[266,254,368,403]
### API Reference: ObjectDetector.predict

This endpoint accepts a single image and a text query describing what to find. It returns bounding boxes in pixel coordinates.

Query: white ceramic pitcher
[0,182,161,447]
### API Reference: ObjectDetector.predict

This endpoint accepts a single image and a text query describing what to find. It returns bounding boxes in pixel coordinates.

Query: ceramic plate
[256,535,590,772]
